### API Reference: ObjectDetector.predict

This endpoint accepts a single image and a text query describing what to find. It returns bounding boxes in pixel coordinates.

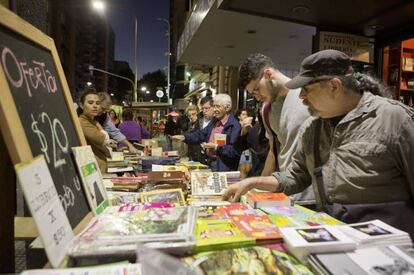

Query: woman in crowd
[118,109,148,144]
[78,88,113,172]
[109,109,120,127]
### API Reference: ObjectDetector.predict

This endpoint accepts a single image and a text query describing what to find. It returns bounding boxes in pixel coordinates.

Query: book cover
[140,188,185,206]
[247,192,291,208]
[280,225,356,262]
[231,215,282,241]
[182,246,313,275]
[194,219,254,252]
[151,165,189,172]
[191,172,228,196]
[69,207,197,257]
[72,146,109,215]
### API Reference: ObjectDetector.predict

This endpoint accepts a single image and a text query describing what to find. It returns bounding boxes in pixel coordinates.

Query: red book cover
[231,215,282,241]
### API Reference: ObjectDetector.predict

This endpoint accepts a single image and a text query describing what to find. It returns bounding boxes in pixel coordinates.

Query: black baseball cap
[286,49,353,89]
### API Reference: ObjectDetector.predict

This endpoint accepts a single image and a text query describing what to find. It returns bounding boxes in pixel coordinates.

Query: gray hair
[214,93,232,109]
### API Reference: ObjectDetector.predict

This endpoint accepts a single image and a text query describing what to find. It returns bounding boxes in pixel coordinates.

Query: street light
[157,17,171,104]
[91,0,139,102]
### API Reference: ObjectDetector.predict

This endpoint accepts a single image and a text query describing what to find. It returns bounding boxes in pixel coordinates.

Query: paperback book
[191,172,228,197]
[182,246,313,275]
[280,225,357,262]
[140,188,185,206]
[247,192,291,208]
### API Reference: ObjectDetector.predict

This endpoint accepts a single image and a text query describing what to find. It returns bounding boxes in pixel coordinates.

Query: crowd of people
[76,49,414,239]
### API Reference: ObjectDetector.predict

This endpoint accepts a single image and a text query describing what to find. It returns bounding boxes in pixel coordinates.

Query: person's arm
[102,114,126,143]
[182,122,210,144]
[223,121,313,202]
[121,139,139,153]
[261,138,276,176]
[396,115,414,198]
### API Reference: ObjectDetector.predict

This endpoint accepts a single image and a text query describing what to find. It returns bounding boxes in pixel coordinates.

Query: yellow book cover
[195,219,254,252]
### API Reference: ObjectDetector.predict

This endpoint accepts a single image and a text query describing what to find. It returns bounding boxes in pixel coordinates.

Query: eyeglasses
[213,104,224,109]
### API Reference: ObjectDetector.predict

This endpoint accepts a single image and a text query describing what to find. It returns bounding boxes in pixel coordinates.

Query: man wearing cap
[238,53,314,205]
[224,49,414,237]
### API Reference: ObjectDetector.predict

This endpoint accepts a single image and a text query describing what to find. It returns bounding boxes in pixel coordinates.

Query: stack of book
[281,220,413,264]
[309,245,414,275]
[280,225,357,263]
[140,188,186,207]
[108,175,147,192]
[68,206,196,260]
[337,219,412,248]
[179,161,210,171]
[138,157,176,172]
[140,171,188,193]
[106,158,134,174]
[246,192,291,209]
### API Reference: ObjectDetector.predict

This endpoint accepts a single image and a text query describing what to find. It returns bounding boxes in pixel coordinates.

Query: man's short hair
[200,96,213,106]
[238,53,276,90]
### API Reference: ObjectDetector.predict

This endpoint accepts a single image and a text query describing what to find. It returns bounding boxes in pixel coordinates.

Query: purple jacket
[118,120,147,143]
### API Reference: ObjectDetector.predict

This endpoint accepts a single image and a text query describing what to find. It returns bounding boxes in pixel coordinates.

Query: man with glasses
[224,50,414,238]
[172,94,241,171]
[238,53,314,205]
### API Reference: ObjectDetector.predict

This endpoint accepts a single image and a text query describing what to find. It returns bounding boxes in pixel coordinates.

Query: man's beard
[303,100,317,116]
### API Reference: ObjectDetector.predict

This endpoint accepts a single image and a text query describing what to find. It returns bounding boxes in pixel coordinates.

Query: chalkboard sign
[0,7,90,228]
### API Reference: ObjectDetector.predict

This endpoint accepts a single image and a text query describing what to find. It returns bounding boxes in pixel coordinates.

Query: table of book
[22,155,414,275]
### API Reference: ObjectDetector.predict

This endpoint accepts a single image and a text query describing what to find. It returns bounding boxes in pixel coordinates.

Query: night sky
[105,0,169,79]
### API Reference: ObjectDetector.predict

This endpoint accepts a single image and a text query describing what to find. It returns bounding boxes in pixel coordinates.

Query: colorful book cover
[151,165,189,172]
[182,246,313,275]
[191,172,228,196]
[268,212,342,228]
[247,192,291,208]
[231,215,282,241]
[72,146,109,215]
[140,188,185,206]
[194,219,254,252]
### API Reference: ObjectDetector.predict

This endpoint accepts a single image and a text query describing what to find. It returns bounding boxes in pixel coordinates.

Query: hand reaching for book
[222,178,255,202]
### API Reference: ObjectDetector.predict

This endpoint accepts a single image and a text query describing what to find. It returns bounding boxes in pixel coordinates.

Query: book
[138,157,176,172]
[213,133,226,145]
[337,219,412,247]
[231,214,283,242]
[247,192,291,208]
[151,165,189,172]
[309,245,414,275]
[194,219,254,252]
[182,246,313,275]
[72,146,109,215]
[191,171,228,196]
[69,206,196,258]
[140,188,185,206]
[107,191,140,206]
[20,263,141,275]
[280,225,357,263]
[268,212,342,228]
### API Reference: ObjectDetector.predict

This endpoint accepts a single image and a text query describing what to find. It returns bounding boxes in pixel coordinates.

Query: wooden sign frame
[0,7,91,230]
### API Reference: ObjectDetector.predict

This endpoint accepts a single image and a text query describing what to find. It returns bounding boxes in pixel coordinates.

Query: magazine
[140,188,185,206]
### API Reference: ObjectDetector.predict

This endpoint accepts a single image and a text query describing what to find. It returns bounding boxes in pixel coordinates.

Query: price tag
[15,155,74,268]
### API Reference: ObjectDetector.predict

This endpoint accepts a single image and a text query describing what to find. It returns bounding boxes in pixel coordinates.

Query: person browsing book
[238,53,314,205]
[77,88,112,172]
[223,50,414,238]
[95,92,138,153]
[172,94,241,171]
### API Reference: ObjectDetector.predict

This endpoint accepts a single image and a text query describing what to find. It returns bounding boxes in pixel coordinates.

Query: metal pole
[89,65,135,96]
[134,17,138,102]
[157,18,170,104]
